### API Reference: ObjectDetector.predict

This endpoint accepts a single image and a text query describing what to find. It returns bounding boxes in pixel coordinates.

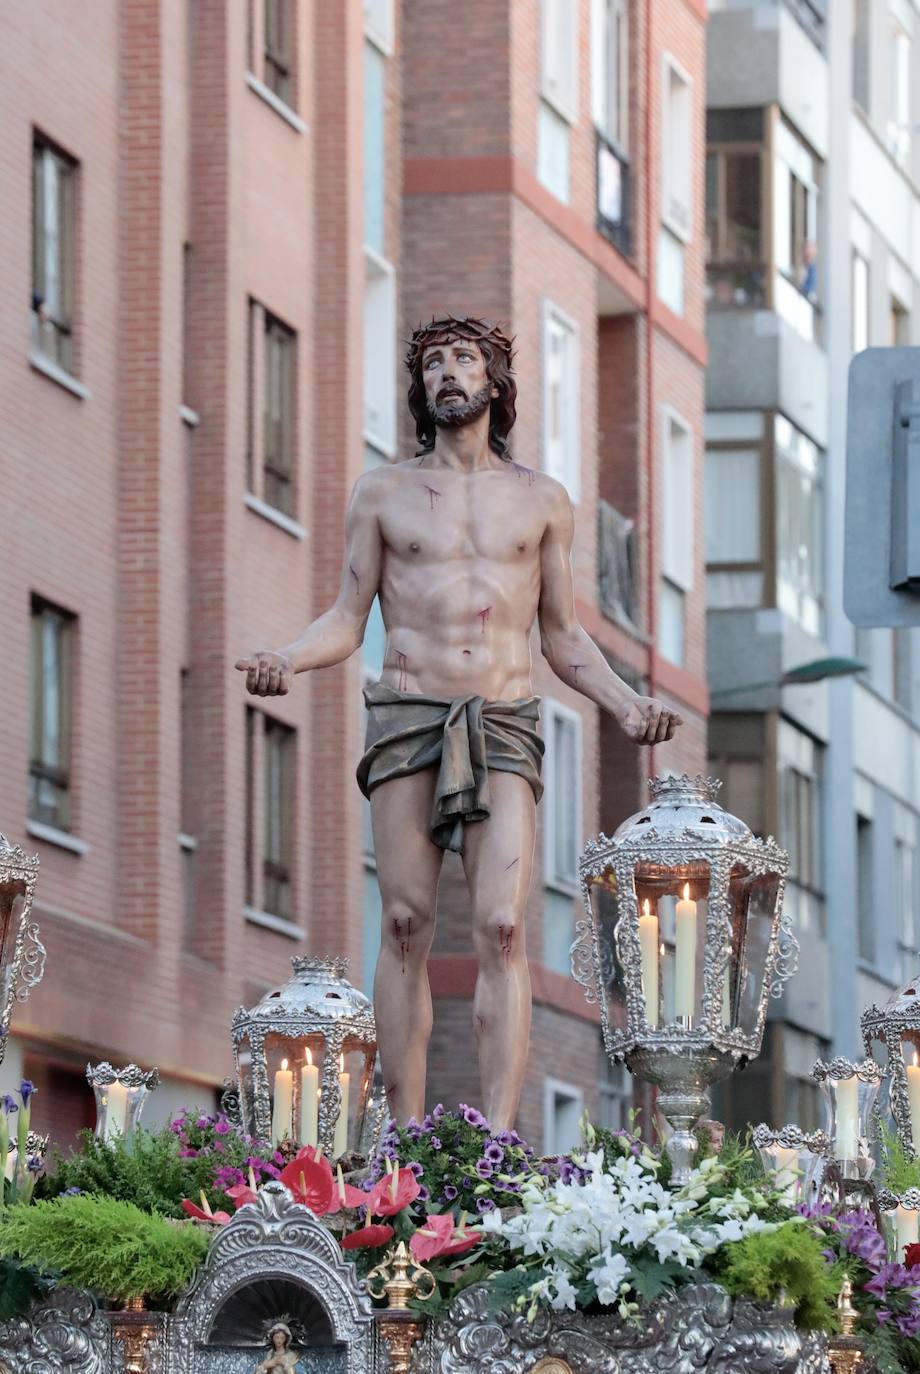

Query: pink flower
[367,1165,421,1219]
[341,1223,394,1251]
[409,1212,481,1262]
[279,1148,336,1216]
[225,1182,258,1209]
[181,1198,231,1225]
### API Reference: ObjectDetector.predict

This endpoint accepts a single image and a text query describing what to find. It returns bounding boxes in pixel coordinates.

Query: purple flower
[461,1104,489,1131]
[264,1164,281,1179]
[19,1080,35,1106]
[476,1197,496,1213]
[1,1096,18,1115]
[178,1147,199,1158]
[442,1184,458,1201]
[430,1135,443,1151]
[408,1161,424,1178]
[272,1152,284,1166]
[840,1213,888,1271]
[26,1155,43,1174]
[196,1115,211,1130]
[431,1104,445,1123]
[897,1309,920,1338]
[169,1118,184,1134]
[62,1186,82,1196]
[417,1186,430,1202]
[475,1158,493,1179]
[484,1143,504,1165]
[214,1119,231,1136]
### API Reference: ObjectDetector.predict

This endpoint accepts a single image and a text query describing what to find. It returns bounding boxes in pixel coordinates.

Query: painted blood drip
[498,923,514,966]
[477,606,491,634]
[504,856,520,871]
[395,651,408,692]
[350,565,361,597]
[422,485,442,510]
[476,1015,486,1035]
[569,663,585,683]
[511,462,536,487]
[393,916,412,973]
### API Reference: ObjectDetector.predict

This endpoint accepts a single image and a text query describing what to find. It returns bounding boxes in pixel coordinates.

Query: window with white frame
[30,597,76,833]
[856,812,875,966]
[32,136,77,375]
[244,707,296,922]
[778,720,824,935]
[538,0,578,202]
[887,21,911,169]
[657,227,684,316]
[591,0,628,150]
[364,0,393,52]
[897,836,917,981]
[772,120,819,340]
[661,56,692,241]
[852,250,869,354]
[364,253,396,456]
[543,1078,584,1155]
[659,410,693,665]
[543,700,582,892]
[542,302,580,498]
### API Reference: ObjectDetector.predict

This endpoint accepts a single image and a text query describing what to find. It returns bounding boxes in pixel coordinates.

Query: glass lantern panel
[587,874,627,1025]
[263,1033,331,1148]
[0,885,25,1027]
[900,1029,920,1148]
[633,862,710,1026]
[727,865,780,1034]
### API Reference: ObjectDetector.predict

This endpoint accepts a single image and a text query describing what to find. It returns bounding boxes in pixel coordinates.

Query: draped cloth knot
[357,682,544,854]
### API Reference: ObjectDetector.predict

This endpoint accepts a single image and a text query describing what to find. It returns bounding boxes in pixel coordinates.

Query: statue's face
[421,338,492,428]
[271,1331,286,1350]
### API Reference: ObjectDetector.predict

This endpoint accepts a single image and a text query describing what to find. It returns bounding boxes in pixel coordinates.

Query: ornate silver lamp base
[631,1046,735,1185]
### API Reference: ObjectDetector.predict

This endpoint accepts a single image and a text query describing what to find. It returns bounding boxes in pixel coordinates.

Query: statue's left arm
[537,481,683,746]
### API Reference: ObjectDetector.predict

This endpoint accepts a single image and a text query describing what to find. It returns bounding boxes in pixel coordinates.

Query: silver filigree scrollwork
[16,921,47,1001]
[423,1281,806,1374]
[0,1286,112,1374]
[0,833,43,1065]
[166,1182,375,1374]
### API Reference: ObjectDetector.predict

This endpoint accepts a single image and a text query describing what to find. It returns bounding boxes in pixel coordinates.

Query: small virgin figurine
[254,1321,300,1374]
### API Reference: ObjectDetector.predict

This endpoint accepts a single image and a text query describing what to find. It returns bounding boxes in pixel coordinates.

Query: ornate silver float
[571,775,797,1183]
[230,956,380,1158]
[85,1062,161,1142]
[0,833,46,1065]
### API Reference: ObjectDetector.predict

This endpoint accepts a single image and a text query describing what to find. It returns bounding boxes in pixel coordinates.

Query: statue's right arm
[236,472,383,696]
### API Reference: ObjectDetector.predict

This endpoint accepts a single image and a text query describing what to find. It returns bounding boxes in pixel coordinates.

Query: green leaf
[628,1256,690,1302]
[483,1265,543,1316]
[0,1255,57,1322]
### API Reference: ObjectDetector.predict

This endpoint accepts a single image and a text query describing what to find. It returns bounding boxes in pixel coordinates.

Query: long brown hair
[405,315,517,459]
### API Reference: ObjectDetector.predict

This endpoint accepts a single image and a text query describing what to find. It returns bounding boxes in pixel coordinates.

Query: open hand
[617,694,683,745]
[235,650,295,696]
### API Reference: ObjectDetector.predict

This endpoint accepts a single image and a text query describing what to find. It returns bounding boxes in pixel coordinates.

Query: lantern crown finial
[648,774,722,805]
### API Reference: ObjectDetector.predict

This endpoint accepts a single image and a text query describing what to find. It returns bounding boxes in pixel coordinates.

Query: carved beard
[427,383,492,429]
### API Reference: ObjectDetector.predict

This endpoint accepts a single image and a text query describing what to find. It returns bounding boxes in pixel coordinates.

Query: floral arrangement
[1,1080,42,1208]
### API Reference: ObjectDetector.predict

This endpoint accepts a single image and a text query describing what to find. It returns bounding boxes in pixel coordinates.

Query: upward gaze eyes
[425,351,474,369]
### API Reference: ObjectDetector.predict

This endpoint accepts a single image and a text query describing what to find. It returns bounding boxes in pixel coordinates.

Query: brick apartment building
[0,0,707,1154]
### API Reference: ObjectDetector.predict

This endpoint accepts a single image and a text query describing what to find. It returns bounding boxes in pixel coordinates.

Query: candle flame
[281,1058,289,1071]
[642,899,651,917]
[305,1048,313,1067]
[659,943,666,957]
[682,883,690,901]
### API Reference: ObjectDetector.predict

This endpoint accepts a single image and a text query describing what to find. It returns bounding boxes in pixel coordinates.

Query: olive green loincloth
[357,682,544,854]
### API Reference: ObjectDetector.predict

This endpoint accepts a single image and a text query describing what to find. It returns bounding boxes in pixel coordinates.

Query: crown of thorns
[404,315,516,373]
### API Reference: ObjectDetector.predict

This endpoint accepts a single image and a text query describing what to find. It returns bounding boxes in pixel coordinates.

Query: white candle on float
[721,966,732,1025]
[104,1082,129,1142]
[906,1048,920,1148]
[834,1075,859,1159]
[332,1055,350,1158]
[638,899,660,1027]
[896,1205,920,1257]
[300,1049,319,1148]
[675,884,698,1020]
[271,1059,293,1146]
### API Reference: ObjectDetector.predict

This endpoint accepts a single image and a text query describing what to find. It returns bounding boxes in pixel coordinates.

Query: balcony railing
[596,131,631,258]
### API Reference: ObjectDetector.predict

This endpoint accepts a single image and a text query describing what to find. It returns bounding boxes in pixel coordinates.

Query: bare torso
[371,457,550,701]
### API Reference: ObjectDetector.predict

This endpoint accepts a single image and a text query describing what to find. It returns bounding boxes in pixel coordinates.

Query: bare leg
[370,768,443,1125]
[461,771,536,1131]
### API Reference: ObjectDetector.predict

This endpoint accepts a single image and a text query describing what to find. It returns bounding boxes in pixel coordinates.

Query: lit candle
[834,1075,858,1159]
[104,1081,129,1142]
[675,884,698,1020]
[332,1055,350,1158]
[721,964,732,1025]
[906,1052,920,1148]
[271,1058,293,1146]
[638,899,659,1028]
[300,1049,319,1148]
[896,1204,920,1257]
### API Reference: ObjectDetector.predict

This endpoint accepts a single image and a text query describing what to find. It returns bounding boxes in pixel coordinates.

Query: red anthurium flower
[367,1165,421,1218]
[906,1243,920,1268]
[410,1212,481,1262]
[182,1199,231,1225]
[225,1182,258,1210]
[341,1223,394,1251]
[326,1165,370,1215]
[279,1151,336,1216]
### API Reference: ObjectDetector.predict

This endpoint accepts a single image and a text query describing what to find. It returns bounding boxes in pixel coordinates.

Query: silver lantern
[0,835,46,1065]
[231,956,378,1159]
[862,976,920,1154]
[572,774,797,1183]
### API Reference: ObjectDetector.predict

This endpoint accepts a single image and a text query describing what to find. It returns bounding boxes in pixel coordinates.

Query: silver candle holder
[752,1123,830,1206]
[812,1057,884,1180]
[86,1062,159,1142]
